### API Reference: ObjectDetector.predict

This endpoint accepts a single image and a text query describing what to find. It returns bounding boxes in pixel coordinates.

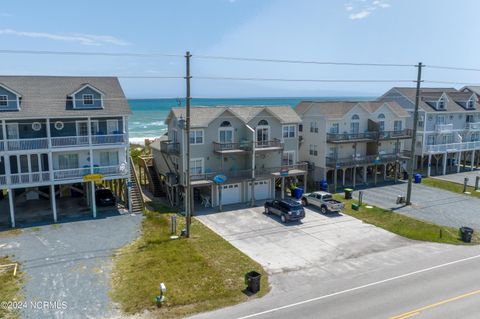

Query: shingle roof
[388,87,475,112]
[294,100,409,119]
[168,105,301,128]
[0,76,131,119]
[462,86,480,96]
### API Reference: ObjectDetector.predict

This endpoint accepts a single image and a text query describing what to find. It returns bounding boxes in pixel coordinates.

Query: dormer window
[0,95,7,107]
[83,94,94,105]
[468,98,476,109]
[438,98,445,110]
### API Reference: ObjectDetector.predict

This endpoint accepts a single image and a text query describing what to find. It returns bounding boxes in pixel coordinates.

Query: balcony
[424,141,480,154]
[10,172,51,185]
[213,141,251,154]
[327,132,377,143]
[378,129,412,140]
[189,163,308,182]
[326,153,401,168]
[0,140,4,152]
[465,122,480,130]
[6,138,48,151]
[435,123,453,133]
[91,134,126,145]
[0,175,6,186]
[51,134,126,148]
[160,140,180,155]
[254,139,284,151]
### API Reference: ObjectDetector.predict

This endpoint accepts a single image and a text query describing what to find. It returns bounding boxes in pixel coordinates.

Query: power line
[425,65,480,72]
[194,76,414,83]
[0,49,184,58]
[424,80,480,86]
[194,54,416,68]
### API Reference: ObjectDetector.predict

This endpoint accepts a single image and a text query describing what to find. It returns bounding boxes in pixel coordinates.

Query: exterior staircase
[129,158,145,213]
[147,165,163,197]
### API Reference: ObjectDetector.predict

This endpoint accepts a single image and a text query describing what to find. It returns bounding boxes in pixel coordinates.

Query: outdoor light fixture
[156,282,167,307]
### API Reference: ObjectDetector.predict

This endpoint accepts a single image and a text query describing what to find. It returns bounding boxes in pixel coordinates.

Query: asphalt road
[189,246,480,319]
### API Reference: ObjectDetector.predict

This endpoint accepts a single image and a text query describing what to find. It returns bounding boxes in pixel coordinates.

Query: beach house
[0,76,135,228]
[295,101,411,190]
[151,105,307,208]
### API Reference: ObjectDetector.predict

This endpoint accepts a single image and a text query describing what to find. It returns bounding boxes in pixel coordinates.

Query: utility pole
[185,51,192,237]
[406,62,423,205]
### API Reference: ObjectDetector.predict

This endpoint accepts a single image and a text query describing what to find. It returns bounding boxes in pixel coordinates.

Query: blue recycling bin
[414,173,422,184]
[293,187,304,199]
[320,179,328,191]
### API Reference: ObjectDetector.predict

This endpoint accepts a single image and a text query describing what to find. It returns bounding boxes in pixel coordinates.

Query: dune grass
[0,257,23,319]
[335,195,479,245]
[110,207,269,318]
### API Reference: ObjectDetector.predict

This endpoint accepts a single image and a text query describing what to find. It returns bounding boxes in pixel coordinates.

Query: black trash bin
[460,227,474,243]
[245,271,261,293]
[344,188,353,200]
[403,171,408,180]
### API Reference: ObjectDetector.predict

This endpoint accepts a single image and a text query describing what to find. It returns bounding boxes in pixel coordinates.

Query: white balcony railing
[96,165,125,176]
[10,172,50,185]
[53,167,91,181]
[424,140,480,153]
[7,138,48,151]
[0,175,6,186]
[0,140,4,152]
[51,136,89,148]
[465,122,480,130]
[435,123,453,133]
[91,134,126,145]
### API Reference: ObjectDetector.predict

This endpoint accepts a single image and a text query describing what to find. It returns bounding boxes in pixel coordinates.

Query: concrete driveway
[353,182,480,230]
[197,205,430,274]
[0,211,142,319]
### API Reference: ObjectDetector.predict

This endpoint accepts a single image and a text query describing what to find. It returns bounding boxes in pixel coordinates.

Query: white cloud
[349,10,371,20]
[0,28,131,46]
[346,0,391,20]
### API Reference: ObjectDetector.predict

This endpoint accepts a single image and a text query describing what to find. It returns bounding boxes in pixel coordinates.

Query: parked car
[301,191,344,214]
[95,188,116,207]
[264,198,305,223]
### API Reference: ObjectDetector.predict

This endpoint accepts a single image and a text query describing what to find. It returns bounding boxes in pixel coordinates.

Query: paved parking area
[353,182,480,230]
[433,170,480,187]
[0,211,142,319]
[196,205,436,274]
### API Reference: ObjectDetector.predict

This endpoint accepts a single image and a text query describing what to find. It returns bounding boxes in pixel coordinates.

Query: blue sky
[0,0,479,98]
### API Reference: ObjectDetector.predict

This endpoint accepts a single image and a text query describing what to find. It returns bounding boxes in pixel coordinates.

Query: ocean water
[128,97,367,144]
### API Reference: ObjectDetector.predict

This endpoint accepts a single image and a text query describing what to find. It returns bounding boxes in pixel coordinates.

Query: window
[299,124,303,132]
[330,123,339,134]
[427,135,435,145]
[0,95,7,106]
[190,158,203,174]
[394,120,402,132]
[258,119,269,126]
[437,97,445,110]
[91,120,99,135]
[83,94,94,105]
[328,146,338,158]
[107,120,119,134]
[468,98,476,109]
[58,154,79,170]
[377,114,385,132]
[220,121,231,127]
[436,115,446,124]
[282,151,295,166]
[466,115,474,123]
[100,151,119,166]
[189,129,204,144]
[282,125,296,138]
[310,121,318,133]
[350,114,360,134]
[309,144,318,156]
[219,127,233,143]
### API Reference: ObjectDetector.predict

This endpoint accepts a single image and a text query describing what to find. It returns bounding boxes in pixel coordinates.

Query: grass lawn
[0,257,23,319]
[110,206,269,318]
[335,195,480,245]
[422,177,480,199]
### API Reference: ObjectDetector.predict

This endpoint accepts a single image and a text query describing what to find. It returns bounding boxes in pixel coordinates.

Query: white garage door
[219,183,242,205]
[247,180,271,201]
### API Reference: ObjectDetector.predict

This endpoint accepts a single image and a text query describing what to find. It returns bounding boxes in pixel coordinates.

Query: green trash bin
[344,188,353,200]
[351,203,359,210]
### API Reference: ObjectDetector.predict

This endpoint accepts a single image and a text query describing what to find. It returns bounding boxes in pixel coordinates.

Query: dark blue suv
[264,198,305,223]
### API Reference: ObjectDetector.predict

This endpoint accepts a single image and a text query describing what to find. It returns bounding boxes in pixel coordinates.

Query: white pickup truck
[301,191,345,213]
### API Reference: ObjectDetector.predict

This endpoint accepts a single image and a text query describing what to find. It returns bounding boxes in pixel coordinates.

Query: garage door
[219,183,242,205]
[247,180,271,201]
